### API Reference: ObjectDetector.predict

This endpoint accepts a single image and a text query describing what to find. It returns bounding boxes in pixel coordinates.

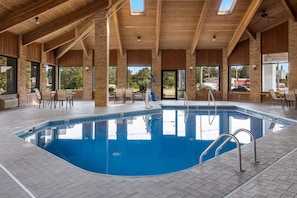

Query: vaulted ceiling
[0,0,296,58]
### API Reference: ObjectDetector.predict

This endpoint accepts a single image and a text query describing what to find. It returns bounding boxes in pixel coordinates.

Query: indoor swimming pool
[19,106,296,176]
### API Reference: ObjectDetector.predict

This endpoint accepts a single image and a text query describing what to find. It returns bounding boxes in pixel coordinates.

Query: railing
[199,128,259,172]
[208,90,217,125]
[184,91,189,123]
[215,128,259,164]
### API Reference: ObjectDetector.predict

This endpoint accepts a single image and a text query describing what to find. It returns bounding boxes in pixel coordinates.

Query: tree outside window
[26,61,40,93]
[0,56,17,94]
[196,66,219,91]
[229,65,250,92]
[127,66,151,91]
[59,66,83,90]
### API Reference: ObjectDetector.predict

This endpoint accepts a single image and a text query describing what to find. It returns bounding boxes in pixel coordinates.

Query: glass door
[162,70,185,100]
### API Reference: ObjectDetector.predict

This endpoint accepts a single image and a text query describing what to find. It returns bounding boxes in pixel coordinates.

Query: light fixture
[85,66,90,71]
[212,35,216,42]
[189,66,194,71]
[35,16,40,24]
[252,64,256,70]
[137,36,141,42]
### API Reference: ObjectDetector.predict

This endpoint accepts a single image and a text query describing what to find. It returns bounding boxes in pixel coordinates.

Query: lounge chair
[268,89,285,107]
[114,88,124,103]
[284,91,296,108]
[124,88,135,103]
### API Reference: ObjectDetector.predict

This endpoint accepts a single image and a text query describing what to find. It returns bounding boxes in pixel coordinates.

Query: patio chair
[284,91,296,108]
[41,89,54,108]
[268,89,285,107]
[56,89,69,108]
[114,88,124,103]
[124,88,135,103]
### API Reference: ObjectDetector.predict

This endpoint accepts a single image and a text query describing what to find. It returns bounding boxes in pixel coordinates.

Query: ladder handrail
[215,128,259,164]
[184,91,189,123]
[208,90,217,125]
[199,133,244,172]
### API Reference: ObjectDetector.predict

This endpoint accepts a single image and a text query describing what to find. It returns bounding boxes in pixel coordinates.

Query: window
[217,0,237,15]
[229,65,250,92]
[26,61,40,93]
[262,52,288,92]
[127,66,151,91]
[109,66,117,92]
[0,56,17,94]
[196,66,220,91]
[130,0,145,15]
[59,66,83,90]
[45,65,55,90]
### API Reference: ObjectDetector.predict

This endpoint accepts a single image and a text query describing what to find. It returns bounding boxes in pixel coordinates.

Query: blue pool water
[19,106,295,176]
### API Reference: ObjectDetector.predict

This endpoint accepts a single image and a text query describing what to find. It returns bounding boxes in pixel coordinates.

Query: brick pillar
[17,35,27,106]
[40,44,47,90]
[152,49,161,99]
[83,49,93,100]
[250,33,261,102]
[288,19,297,90]
[186,49,196,100]
[222,48,228,100]
[94,12,109,106]
[117,49,127,88]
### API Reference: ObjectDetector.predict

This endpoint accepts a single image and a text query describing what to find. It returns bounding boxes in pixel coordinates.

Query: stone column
[186,49,196,100]
[94,11,109,106]
[249,33,261,102]
[152,49,161,99]
[222,48,228,100]
[117,49,127,88]
[17,35,28,106]
[288,19,297,90]
[83,49,93,100]
[40,44,47,90]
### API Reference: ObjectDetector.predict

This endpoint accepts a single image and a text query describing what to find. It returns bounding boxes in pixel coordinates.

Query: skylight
[217,0,237,15]
[130,0,145,15]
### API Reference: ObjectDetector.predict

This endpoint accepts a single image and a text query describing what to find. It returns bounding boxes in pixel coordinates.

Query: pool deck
[1,100,297,197]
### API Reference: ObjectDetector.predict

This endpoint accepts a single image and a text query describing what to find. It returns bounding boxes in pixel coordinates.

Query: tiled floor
[1,100,297,197]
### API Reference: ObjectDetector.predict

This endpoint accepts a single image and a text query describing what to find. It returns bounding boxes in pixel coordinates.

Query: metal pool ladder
[184,91,189,122]
[199,128,259,172]
[208,90,217,125]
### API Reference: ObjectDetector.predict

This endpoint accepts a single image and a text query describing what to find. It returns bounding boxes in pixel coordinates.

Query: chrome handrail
[215,128,259,164]
[184,91,189,123]
[199,133,244,172]
[208,90,217,125]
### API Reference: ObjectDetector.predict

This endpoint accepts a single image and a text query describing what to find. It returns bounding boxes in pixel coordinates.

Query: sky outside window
[130,0,144,15]
[217,0,237,15]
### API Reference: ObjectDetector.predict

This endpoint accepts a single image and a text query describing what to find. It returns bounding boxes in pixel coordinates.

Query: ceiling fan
[254,10,276,24]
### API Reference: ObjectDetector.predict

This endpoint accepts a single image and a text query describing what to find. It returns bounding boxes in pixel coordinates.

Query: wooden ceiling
[0,0,296,58]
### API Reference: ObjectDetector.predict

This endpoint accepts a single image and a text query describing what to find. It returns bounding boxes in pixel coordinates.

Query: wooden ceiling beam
[155,0,162,56]
[245,26,256,40]
[80,39,89,57]
[111,9,123,56]
[226,0,263,57]
[56,18,95,59]
[44,31,76,53]
[281,0,297,22]
[22,0,108,46]
[190,0,212,55]
[0,0,68,34]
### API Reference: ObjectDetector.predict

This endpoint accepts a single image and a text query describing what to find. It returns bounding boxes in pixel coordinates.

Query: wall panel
[262,22,288,54]
[58,50,83,66]
[46,50,56,65]
[127,50,152,66]
[162,50,186,69]
[196,49,222,66]
[0,32,18,57]
[27,43,41,62]
[228,39,249,65]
